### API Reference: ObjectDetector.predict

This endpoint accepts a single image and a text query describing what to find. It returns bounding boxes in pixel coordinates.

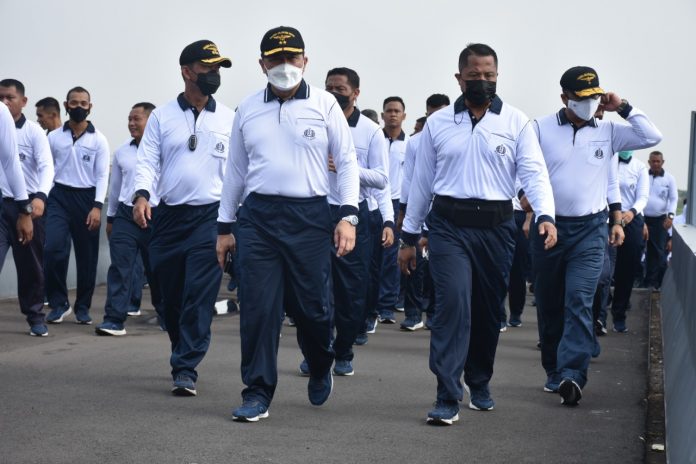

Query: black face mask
[331,92,351,110]
[68,106,89,123]
[463,80,496,106]
[194,70,221,96]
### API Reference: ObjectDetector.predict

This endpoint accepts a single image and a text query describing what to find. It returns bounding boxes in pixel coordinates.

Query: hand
[16,214,33,245]
[666,239,672,253]
[609,224,625,247]
[334,220,356,257]
[643,223,649,241]
[133,197,151,229]
[538,221,557,250]
[381,226,394,247]
[106,223,113,239]
[398,246,416,275]
[418,236,429,254]
[520,195,532,213]
[621,210,635,225]
[216,234,236,269]
[30,198,45,219]
[328,155,336,173]
[663,217,673,230]
[522,212,533,238]
[85,207,101,231]
[395,210,405,233]
[600,92,622,112]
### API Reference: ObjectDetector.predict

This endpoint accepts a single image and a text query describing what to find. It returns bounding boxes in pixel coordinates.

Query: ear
[20,96,28,107]
[302,56,308,69]
[381,112,385,121]
[402,112,407,121]
[258,58,267,75]
[63,101,69,113]
[353,88,361,99]
[560,93,568,106]
[88,102,93,112]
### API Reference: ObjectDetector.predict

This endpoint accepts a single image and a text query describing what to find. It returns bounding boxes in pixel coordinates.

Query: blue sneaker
[612,320,628,333]
[499,321,507,332]
[333,360,354,376]
[308,371,333,406]
[468,386,495,411]
[378,310,396,324]
[232,400,269,422]
[29,324,48,337]
[400,317,424,331]
[74,311,93,325]
[299,359,310,377]
[508,316,522,327]
[425,317,434,330]
[559,378,582,406]
[366,317,378,334]
[544,374,560,393]
[95,322,126,336]
[46,306,72,324]
[427,400,460,425]
[353,333,368,345]
[172,374,197,396]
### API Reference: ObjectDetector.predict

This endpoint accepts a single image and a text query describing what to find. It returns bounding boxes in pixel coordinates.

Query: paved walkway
[0,284,650,463]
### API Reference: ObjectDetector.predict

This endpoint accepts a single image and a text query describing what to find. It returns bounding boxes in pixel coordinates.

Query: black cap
[179,40,232,67]
[260,26,304,57]
[560,66,604,98]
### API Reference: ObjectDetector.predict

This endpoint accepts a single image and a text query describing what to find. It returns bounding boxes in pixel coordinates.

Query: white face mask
[568,97,601,121]
[266,63,304,91]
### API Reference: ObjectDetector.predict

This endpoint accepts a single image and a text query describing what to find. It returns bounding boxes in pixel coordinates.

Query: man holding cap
[216,26,360,422]
[528,66,662,406]
[133,40,234,396]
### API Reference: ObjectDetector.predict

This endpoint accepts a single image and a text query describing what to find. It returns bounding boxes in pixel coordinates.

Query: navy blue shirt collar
[453,95,503,115]
[347,107,360,127]
[651,168,665,177]
[177,93,217,113]
[556,108,598,128]
[264,79,310,103]
[15,113,26,129]
[383,128,406,142]
[130,138,139,147]
[63,121,96,133]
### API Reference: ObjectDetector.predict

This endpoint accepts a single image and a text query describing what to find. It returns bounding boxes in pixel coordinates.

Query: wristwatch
[612,219,625,227]
[19,202,33,215]
[398,238,414,249]
[667,213,675,219]
[341,215,359,226]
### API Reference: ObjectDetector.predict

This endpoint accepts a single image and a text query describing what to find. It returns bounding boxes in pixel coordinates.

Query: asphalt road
[0,284,650,464]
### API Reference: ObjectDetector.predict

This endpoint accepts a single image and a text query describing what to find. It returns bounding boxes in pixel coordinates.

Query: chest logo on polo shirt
[629,183,636,191]
[594,148,604,160]
[19,153,26,161]
[495,145,506,155]
[82,154,91,163]
[215,141,225,153]
[303,128,316,140]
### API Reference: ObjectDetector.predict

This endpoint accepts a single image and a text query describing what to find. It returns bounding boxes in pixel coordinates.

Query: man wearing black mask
[45,86,109,325]
[133,40,234,396]
[399,43,557,424]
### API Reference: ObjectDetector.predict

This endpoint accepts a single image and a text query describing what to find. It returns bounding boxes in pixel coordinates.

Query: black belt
[432,196,513,228]
[54,182,95,192]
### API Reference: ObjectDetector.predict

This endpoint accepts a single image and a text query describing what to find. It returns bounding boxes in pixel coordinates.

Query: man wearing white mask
[216,26,360,422]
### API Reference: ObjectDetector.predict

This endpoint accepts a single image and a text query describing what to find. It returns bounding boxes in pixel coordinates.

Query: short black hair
[66,86,91,102]
[383,96,405,111]
[426,93,450,108]
[649,150,663,158]
[458,43,498,71]
[132,102,156,113]
[0,79,25,96]
[416,116,427,124]
[361,109,379,124]
[326,67,360,89]
[35,97,60,112]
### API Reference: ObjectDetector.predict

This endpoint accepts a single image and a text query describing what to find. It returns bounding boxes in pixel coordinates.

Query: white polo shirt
[106,139,160,219]
[134,94,234,206]
[400,131,421,204]
[643,169,678,217]
[218,80,359,226]
[534,107,662,217]
[0,102,28,202]
[328,108,388,206]
[48,121,110,205]
[0,114,53,200]
[618,156,649,215]
[403,96,555,237]
[385,129,408,200]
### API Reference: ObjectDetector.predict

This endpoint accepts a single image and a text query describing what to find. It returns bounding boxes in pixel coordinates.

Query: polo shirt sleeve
[632,162,650,214]
[106,151,122,219]
[402,124,436,239]
[516,121,555,221]
[30,123,54,199]
[94,133,110,204]
[218,112,248,230]
[610,107,663,153]
[0,106,28,202]
[400,135,416,204]
[374,183,394,224]
[360,128,388,190]
[134,112,162,199]
[607,154,621,211]
[667,174,678,215]
[326,102,359,215]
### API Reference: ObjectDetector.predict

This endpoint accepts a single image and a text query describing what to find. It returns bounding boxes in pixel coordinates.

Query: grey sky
[3,0,694,188]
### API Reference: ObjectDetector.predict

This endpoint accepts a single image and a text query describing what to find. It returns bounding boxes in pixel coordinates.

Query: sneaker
[612,320,628,333]
[508,316,522,327]
[400,317,424,331]
[592,339,601,358]
[353,333,368,345]
[427,400,460,425]
[172,374,197,396]
[29,324,48,337]
[232,400,269,422]
[378,310,396,324]
[468,386,495,411]
[499,321,507,333]
[287,317,296,327]
[544,375,560,393]
[74,311,93,325]
[559,378,582,406]
[308,371,333,406]
[425,317,434,330]
[531,298,537,307]
[299,359,310,377]
[395,301,405,312]
[127,309,141,317]
[95,322,126,336]
[333,360,354,376]
[46,306,72,324]
[595,319,608,336]
[366,317,378,334]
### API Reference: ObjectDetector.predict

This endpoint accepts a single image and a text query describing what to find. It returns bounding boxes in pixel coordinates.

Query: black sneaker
[559,379,582,406]
[172,374,197,396]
